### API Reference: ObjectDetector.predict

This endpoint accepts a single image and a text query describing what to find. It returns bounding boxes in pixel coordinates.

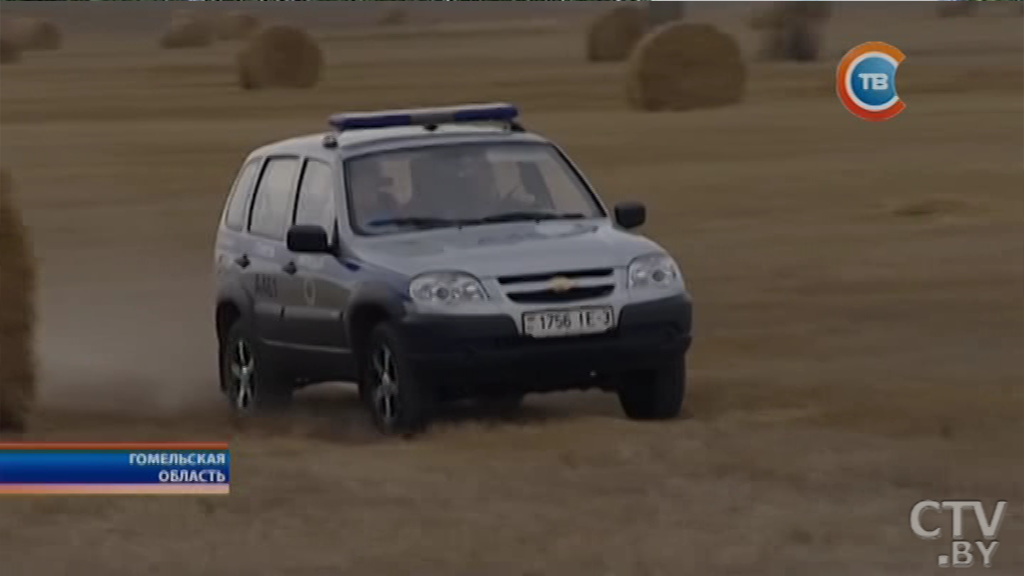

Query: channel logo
[836,41,906,121]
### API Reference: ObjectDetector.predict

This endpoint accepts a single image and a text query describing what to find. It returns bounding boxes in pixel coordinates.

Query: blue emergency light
[328,103,520,132]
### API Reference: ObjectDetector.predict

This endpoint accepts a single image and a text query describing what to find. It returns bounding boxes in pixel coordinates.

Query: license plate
[523,307,614,338]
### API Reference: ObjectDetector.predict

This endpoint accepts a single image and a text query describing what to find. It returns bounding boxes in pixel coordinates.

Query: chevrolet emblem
[549,276,576,293]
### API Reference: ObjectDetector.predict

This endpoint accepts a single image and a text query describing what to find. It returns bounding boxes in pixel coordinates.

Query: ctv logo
[910,500,1007,568]
[836,41,906,121]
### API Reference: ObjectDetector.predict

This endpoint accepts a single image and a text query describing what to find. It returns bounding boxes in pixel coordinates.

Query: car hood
[349,220,666,278]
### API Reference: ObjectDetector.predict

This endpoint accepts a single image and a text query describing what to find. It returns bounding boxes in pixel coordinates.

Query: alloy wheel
[229,338,256,412]
[370,343,399,431]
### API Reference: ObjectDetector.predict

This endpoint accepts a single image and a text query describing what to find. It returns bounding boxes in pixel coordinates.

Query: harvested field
[0,2,1021,575]
[0,37,19,64]
[159,17,214,50]
[215,10,260,41]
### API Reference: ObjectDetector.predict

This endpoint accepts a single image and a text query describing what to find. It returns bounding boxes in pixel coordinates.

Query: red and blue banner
[0,443,231,495]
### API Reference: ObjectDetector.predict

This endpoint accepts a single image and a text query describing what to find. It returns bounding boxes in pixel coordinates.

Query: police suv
[214,103,693,435]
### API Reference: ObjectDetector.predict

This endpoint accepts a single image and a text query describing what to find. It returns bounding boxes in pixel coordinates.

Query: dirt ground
[0,2,1021,575]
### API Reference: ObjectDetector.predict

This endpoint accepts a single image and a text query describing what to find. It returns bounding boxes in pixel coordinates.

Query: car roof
[248,124,551,162]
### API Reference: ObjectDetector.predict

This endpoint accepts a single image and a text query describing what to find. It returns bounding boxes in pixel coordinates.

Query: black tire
[219,322,293,414]
[616,358,686,420]
[360,322,434,436]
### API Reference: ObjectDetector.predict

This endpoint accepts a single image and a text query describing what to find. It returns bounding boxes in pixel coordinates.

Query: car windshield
[344,142,604,235]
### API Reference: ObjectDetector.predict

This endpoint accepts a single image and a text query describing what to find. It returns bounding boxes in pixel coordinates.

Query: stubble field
[0,2,1021,575]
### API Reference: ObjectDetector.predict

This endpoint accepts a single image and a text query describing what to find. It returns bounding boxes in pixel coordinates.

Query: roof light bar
[328,103,520,132]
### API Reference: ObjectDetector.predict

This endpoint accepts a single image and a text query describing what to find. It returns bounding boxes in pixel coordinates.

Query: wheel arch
[345,282,408,372]
[216,299,244,344]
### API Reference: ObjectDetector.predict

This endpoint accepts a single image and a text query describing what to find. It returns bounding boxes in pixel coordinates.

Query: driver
[456,151,505,211]
[407,149,500,219]
[349,159,398,230]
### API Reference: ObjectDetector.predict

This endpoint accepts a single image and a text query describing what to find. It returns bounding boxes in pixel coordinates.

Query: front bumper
[396,294,692,393]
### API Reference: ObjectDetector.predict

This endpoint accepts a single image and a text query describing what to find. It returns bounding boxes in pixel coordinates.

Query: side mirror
[286,224,331,254]
[613,201,646,230]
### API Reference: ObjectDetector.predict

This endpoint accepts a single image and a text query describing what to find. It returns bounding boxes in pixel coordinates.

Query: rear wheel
[219,322,292,414]
[361,323,434,436]
[616,358,686,420]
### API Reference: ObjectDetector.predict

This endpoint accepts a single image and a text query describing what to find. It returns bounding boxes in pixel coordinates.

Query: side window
[224,159,261,231]
[249,157,300,240]
[294,159,336,240]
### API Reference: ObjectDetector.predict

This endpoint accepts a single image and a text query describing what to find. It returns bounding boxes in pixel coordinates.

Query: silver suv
[213,103,693,436]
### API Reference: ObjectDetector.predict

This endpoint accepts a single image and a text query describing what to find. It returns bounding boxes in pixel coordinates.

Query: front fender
[214,262,256,335]
[344,280,409,342]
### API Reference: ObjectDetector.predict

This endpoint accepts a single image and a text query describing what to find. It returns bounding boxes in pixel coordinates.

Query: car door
[245,155,301,350]
[280,157,356,380]
[215,157,263,310]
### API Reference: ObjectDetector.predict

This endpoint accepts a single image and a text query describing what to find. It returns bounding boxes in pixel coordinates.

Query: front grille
[498,268,613,285]
[506,285,614,304]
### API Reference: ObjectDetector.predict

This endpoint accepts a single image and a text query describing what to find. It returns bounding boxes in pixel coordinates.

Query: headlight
[627,253,684,290]
[409,272,488,305]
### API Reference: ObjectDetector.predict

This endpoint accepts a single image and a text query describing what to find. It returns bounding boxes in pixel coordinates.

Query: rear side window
[249,157,300,240]
[224,159,261,231]
[294,159,336,240]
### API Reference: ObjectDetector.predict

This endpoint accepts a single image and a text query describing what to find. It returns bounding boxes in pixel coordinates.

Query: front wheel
[616,358,686,420]
[219,322,293,415]
[360,323,434,436]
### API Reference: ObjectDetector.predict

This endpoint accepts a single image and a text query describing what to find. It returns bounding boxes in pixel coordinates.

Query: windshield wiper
[366,216,469,229]
[475,211,587,224]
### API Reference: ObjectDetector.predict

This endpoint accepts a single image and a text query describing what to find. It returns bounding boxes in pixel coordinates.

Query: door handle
[234,254,251,269]
[282,261,298,275]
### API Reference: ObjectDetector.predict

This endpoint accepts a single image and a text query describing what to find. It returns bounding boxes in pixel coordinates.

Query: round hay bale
[236,25,323,90]
[626,23,746,112]
[0,169,37,433]
[763,18,823,62]
[159,18,214,49]
[216,10,261,41]
[0,38,21,64]
[6,17,62,51]
[586,4,647,63]
[170,8,216,38]
[757,3,828,62]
